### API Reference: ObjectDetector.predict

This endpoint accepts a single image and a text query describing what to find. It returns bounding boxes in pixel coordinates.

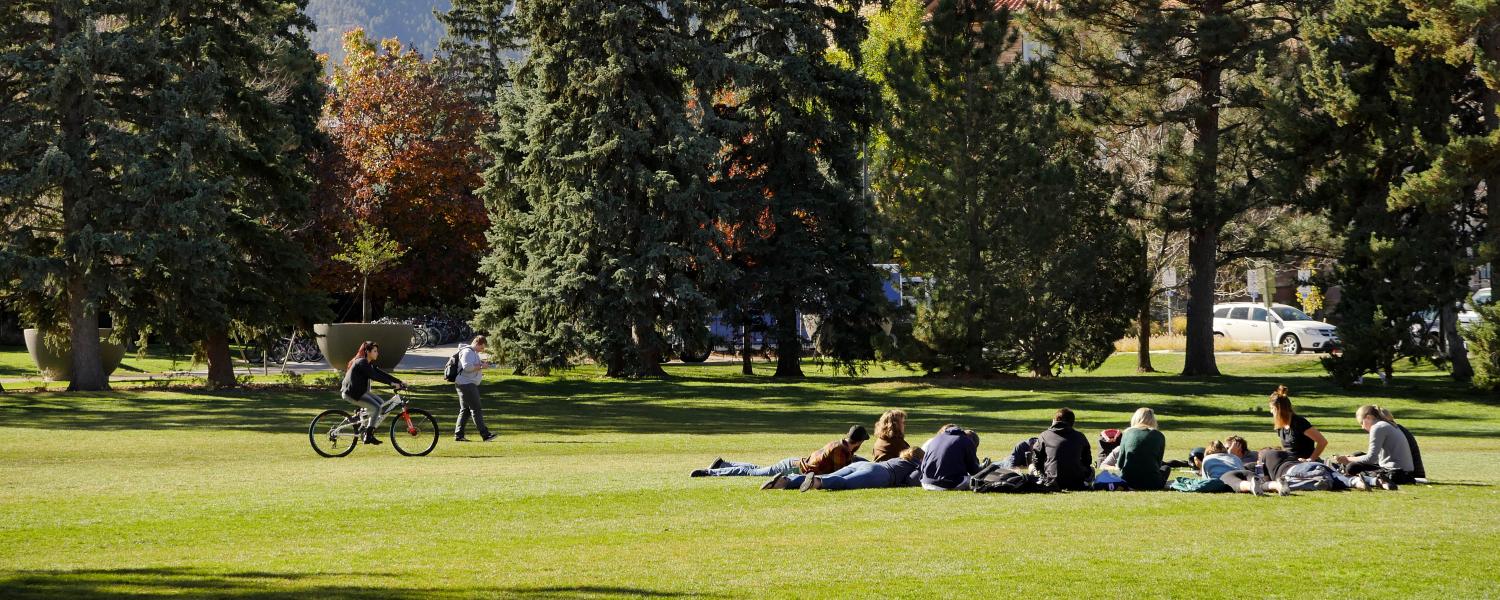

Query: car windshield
[1273,307,1313,322]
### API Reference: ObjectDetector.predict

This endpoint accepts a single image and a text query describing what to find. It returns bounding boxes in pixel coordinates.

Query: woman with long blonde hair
[1117,408,1169,490]
[871,409,910,461]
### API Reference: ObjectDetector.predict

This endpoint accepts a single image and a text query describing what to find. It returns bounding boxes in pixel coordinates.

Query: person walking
[454,335,498,442]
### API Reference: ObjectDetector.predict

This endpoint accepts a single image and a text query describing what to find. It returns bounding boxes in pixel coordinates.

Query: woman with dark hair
[341,341,405,445]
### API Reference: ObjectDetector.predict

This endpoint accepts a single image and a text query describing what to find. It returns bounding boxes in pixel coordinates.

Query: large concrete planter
[23,328,127,381]
[314,323,413,371]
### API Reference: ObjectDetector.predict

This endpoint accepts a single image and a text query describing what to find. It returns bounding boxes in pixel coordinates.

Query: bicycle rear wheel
[310,409,359,458]
[390,408,439,456]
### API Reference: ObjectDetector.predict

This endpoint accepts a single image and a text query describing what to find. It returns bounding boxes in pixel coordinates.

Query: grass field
[2,353,1498,598]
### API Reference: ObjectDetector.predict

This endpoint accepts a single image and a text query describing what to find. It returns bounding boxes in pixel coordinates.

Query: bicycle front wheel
[310,409,359,458]
[390,408,439,456]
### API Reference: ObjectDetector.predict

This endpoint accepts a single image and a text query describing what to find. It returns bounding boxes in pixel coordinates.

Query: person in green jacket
[1118,407,1168,490]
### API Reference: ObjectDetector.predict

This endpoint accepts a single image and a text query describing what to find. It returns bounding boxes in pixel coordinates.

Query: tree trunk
[205,330,237,389]
[361,275,369,323]
[65,281,108,392]
[1182,46,1223,377]
[56,6,107,392]
[633,320,667,378]
[1182,224,1221,376]
[772,305,803,378]
[1137,294,1156,373]
[741,321,753,376]
[1441,303,1473,380]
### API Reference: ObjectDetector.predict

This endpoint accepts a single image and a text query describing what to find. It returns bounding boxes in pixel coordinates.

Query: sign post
[1161,268,1177,335]
[1248,266,1276,352]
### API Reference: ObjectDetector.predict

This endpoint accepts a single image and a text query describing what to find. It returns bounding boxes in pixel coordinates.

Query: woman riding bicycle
[342,341,405,445]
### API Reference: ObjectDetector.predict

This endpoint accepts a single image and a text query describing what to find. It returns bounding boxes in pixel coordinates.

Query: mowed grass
[1,353,1499,598]
[0,344,208,380]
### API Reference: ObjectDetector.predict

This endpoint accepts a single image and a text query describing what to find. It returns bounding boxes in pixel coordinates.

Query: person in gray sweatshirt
[1333,405,1415,488]
[454,335,498,442]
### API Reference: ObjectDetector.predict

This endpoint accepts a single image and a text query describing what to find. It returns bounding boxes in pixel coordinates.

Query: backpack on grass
[1283,462,1335,491]
[972,467,1044,494]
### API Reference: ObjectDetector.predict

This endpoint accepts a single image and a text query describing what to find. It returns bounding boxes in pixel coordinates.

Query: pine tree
[1285,0,1486,384]
[1039,0,1313,376]
[0,1,327,390]
[436,0,522,105]
[474,0,723,377]
[702,0,887,378]
[881,0,1145,377]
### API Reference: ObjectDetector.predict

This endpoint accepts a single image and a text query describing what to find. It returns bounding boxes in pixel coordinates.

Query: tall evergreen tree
[1040,0,1314,375]
[1284,0,1486,384]
[701,0,886,378]
[881,0,1144,377]
[436,0,522,105]
[474,0,722,377]
[0,1,327,390]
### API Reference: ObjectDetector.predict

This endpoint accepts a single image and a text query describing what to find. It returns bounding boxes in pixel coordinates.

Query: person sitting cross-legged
[919,426,982,491]
[1031,408,1093,491]
[765,448,925,492]
[691,425,870,478]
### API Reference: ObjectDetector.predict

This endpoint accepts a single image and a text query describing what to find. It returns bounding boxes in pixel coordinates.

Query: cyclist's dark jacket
[341,357,402,400]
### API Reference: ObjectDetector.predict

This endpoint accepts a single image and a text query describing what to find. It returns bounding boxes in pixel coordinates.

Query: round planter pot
[22,328,127,381]
[314,323,414,371]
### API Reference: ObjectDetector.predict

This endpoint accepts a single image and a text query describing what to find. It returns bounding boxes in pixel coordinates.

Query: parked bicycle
[308,387,438,457]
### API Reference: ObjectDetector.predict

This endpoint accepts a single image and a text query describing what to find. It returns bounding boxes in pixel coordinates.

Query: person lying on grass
[691,425,870,478]
[762,447,925,492]
[1202,438,1288,496]
[871,409,910,462]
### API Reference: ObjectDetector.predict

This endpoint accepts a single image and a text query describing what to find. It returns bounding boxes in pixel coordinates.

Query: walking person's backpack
[443,347,464,383]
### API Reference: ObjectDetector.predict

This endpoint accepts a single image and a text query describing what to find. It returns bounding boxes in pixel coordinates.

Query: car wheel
[1279,334,1301,355]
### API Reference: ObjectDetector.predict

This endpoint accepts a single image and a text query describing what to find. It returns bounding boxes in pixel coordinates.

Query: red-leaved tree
[308,29,488,313]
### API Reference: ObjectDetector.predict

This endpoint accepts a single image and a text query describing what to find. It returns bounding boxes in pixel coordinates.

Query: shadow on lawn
[0,567,709,599]
[0,365,1493,439]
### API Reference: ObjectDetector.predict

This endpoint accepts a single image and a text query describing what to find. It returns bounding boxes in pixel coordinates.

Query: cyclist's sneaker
[482,434,500,442]
[454,437,471,442]
[364,436,383,446]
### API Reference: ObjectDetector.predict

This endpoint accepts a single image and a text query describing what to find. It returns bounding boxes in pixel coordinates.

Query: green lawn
[1,353,1498,598]
[0,345,209,380]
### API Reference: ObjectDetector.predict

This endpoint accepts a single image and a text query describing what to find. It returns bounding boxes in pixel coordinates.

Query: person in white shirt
[454,335,498,442]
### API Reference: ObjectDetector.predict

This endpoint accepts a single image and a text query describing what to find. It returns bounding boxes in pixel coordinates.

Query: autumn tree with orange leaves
[308,30,489,312]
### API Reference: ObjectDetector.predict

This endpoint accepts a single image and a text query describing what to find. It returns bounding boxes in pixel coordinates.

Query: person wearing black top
[1272,387,1328,459]
[1031,408,1093,491]
[1261,386,1328,478]
[341,341,405,445]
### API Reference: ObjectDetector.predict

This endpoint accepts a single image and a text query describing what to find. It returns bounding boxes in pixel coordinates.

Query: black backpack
[442,350,463,382]
[972,469,1044,494]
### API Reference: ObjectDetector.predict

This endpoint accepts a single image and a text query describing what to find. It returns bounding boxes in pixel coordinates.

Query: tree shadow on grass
[0,567,709,599]
[1,367,1496,440]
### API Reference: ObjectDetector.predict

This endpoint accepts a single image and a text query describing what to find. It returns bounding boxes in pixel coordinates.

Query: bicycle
[308,388,439,457]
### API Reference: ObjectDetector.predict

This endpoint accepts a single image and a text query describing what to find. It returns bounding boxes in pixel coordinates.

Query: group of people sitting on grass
[689,385,1426,494]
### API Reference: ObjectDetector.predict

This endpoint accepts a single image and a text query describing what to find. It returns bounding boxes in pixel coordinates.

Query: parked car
[1212,302,1339,354]
[1413,287,1491,353]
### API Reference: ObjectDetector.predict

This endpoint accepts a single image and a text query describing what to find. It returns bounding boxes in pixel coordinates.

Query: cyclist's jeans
[346,392,385,436]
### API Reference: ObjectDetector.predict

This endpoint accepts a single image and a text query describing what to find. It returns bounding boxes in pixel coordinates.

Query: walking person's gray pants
[454,383,493,439]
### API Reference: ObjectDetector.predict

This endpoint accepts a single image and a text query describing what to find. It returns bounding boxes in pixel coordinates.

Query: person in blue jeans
[691,426,869,477]
[761,448,924,492]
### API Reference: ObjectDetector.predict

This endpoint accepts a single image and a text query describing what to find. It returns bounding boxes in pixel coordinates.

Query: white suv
[1212,302,1338,354]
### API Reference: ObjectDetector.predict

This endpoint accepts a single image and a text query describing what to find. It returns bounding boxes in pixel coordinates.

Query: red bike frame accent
[399,409,417,435]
